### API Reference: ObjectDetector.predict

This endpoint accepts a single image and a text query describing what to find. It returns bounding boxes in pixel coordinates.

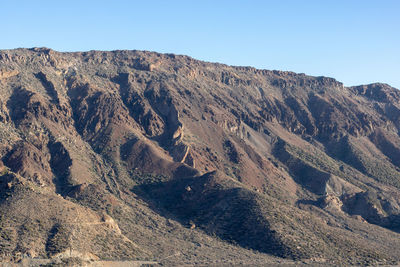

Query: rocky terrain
[1,48,400,266]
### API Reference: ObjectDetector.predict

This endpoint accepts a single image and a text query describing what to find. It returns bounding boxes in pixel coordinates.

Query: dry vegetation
[0,48,400,265]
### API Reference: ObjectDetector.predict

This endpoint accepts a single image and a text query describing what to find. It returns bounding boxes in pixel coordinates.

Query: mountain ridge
[5,47,394,89]
[1,48,400,266]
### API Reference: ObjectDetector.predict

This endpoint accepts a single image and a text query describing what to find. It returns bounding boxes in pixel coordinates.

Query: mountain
[1,48,400,266]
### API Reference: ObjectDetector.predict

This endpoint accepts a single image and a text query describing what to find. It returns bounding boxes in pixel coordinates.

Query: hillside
[1,48,400,266]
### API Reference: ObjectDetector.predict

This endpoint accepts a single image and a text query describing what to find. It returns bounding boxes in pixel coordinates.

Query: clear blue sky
[1,0,399,88]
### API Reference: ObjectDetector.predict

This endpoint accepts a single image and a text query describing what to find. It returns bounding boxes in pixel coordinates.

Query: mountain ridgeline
[1,48,400,265]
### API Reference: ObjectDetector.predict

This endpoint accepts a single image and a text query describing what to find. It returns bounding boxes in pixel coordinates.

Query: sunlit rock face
[0,48,400,265]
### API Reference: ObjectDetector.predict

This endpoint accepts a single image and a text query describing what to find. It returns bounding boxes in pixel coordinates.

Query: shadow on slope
[132,171,295,259]
[132,170,396,264]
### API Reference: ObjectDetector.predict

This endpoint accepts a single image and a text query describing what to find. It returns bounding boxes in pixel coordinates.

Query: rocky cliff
[1,48,400,265]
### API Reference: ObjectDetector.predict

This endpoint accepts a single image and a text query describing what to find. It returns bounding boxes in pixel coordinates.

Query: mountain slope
[1,48,400,265]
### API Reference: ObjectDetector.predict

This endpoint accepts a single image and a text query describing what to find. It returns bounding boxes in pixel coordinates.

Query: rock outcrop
[0,48,400,265]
